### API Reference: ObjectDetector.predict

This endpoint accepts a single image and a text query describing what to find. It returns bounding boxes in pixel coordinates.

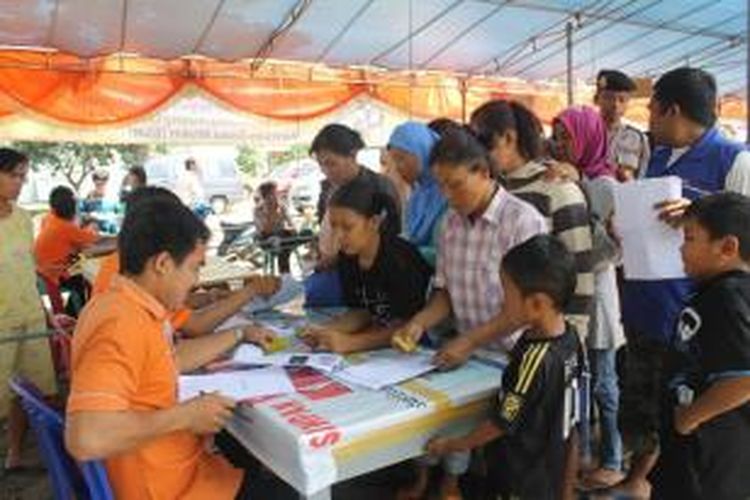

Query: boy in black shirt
[654,192,750,500]
[427,234,583,499]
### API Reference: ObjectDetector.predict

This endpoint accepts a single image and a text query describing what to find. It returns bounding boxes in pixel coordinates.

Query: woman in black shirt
[301,175,433,354]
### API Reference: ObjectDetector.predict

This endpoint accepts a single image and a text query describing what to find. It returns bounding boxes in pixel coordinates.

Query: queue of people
[0,64,748,500]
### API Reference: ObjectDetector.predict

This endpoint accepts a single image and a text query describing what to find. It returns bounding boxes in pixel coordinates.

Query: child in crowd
[427,234,583,500]
[34,185,104,315]
[301,175,433,354]
[653,192,750,500]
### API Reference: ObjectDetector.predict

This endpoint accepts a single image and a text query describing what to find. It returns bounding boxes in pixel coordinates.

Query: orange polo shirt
[67,275,243,499]
[34,213,98,282]
[92,251,192,330]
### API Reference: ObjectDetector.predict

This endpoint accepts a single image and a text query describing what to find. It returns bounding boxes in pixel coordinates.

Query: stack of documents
[232,344,343,373]
[332,349,436,390]
[178,366,295,402]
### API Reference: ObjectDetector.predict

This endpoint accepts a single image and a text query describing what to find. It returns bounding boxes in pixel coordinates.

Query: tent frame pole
[566,20,574,106]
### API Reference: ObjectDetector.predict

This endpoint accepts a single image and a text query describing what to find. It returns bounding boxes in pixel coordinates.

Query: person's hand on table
[241,325,276,350]
[391,321,425,353]
[656,198,691,229]
[298,325,351,353]
[426,436,463,456]
[246,275,281,298]
[433,336,475,370]
[182,392,236,435]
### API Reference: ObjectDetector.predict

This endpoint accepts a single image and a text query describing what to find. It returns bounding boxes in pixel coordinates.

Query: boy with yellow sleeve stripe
[427,235,584,499]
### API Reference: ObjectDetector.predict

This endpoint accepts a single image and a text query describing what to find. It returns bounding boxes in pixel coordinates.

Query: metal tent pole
[746,0,749,143]
[566,20,574,106]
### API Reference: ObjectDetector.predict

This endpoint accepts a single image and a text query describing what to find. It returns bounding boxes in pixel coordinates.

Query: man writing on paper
[65,198,270,499]
[615,67,750,499]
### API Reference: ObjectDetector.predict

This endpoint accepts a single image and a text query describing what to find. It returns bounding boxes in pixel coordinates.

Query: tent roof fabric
[0,0,746,95]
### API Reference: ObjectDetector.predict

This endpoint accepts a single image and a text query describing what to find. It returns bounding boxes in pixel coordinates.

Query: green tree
[268,143,309,169]
[235,145,264,177]
[11,141,149,192]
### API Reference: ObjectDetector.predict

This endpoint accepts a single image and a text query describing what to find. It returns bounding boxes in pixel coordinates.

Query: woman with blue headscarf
[387,121,447,265]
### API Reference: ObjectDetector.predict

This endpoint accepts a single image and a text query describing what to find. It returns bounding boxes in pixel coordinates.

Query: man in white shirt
[595,69,650,181]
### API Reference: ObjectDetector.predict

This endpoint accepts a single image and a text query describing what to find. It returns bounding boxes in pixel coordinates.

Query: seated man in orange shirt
[92,186,280,336]
[65,197,271,499]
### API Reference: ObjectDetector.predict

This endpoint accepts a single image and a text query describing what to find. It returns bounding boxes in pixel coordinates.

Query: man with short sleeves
[65,198,273,499]
[595,69,650,180]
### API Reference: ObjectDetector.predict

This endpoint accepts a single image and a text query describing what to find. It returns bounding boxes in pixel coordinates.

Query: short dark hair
[471,100,545,161]
[502,234,577,310]
[119,198,210,275]
[685,192,750,261]
[309,124,365,157]
[329,174,400,236]
[652,67,717,127]
[0,148,28,173]
[429,127,492,173]
[127,165,147,186]
[258,181,277,199]
[49,186,77,220]
[124,186,180,217]
[427,117,462,137]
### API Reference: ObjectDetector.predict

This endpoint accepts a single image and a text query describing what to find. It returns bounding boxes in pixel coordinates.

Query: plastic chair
[38,273,66,316]
[48,316,75,387]
[9,376,114,500]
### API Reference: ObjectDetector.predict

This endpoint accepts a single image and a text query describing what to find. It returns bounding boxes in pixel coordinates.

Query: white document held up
[333,349,436,390]
[178,367,295,402]
[613,176,686,280]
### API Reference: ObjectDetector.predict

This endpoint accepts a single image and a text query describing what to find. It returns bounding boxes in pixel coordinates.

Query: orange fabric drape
[0,51,185,125]
[371,74,465,120]
[198,77,364,120]
[193,60,365,120]
[0,50,743,127]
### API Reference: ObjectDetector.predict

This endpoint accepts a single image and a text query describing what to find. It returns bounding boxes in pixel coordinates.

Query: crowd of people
[0,64,749,500]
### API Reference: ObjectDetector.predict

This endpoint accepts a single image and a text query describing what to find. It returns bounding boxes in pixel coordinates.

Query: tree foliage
[11,141,150,192]
[235,145,264,177]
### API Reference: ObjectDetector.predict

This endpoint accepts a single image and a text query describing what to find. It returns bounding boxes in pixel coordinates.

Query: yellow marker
[392,334,417,353]
[267,336,290,353]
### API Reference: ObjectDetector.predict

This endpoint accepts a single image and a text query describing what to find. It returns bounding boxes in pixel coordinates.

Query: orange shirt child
[67,275,242,499]
[34,213,98,282]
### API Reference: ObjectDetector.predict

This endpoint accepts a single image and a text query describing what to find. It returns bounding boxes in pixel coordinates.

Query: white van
[144,154,245,213]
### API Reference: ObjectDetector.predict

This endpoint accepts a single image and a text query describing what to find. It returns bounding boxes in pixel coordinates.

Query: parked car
[144,154,245,213]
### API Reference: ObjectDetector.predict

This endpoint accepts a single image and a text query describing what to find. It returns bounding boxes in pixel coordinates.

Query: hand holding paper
[613,176,686,280]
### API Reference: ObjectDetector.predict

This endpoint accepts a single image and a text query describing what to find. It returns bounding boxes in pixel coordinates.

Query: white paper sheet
[231,344,343,373]
[613,176,686,280]
[243,274,303,314]
[216,313,255,332]
[332,349,436,390]
[178,367,295,402]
